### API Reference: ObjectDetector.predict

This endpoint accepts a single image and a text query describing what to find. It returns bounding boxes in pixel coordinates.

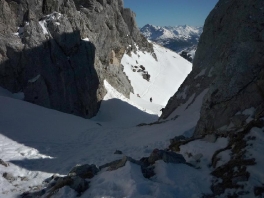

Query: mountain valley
[0,0,263,197]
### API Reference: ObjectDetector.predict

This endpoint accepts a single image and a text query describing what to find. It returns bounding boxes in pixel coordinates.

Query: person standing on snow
[150,97,152,102]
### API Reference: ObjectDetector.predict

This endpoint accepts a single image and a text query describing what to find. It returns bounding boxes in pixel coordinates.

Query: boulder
[114,150,123,154]
[142,73,150,81]
[2,172,16,182]
[180,51,193,62]
[68,164,99,179]
[139,65,145,70]
[107,156,128,171]
[0,159,9,167]
[21,174,89,197]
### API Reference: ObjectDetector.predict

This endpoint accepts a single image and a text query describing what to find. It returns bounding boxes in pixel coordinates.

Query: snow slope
[0,77,212,197]
[122,43,192,107]
[1,42,262,197]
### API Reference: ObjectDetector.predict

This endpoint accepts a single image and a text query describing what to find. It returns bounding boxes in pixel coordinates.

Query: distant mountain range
[140,24,203,62]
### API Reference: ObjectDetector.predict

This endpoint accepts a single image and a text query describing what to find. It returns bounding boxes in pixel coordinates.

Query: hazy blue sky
[123,0,219,27]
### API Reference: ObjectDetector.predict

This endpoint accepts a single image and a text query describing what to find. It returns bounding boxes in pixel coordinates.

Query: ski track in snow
[140,48,163,98]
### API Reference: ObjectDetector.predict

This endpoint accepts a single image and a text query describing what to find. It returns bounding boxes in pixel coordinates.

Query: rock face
[160,0,264,136]
[0,0,154,118]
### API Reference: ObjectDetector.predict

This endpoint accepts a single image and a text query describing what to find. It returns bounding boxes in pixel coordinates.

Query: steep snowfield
[122,43,192,107]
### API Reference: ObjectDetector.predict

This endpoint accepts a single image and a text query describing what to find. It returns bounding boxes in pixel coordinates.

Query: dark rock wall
[160,0,264,136]
[0,0,154,118]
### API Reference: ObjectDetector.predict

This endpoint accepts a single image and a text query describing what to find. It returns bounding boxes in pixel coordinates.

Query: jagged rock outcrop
[160,0,264,136]
[0,0,154,118]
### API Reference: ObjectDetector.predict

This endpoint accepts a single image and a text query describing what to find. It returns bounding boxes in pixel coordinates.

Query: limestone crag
[160,0,264,136]
[0,0,154,118]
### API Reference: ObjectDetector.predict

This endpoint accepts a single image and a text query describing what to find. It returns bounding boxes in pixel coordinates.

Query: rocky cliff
[0,0,154,118]
[160,0,264,136]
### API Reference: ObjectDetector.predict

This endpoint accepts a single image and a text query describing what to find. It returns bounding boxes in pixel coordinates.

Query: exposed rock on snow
[0,159,9,167]
[2,172,16,182]
[142,72,151,81]
[68,164,99,179]
[22,164,99,197]
[107,149,186,172]
[107,156,133,171]
[179,50,195,62]
[131,64,151,81]
[22,175,89,197]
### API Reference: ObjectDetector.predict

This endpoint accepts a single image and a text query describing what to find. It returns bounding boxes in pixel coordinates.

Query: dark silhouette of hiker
[150,97,152,102]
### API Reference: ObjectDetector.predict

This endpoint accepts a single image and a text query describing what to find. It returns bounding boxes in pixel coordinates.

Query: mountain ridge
[140,24,203,61]
[141,24,202,40]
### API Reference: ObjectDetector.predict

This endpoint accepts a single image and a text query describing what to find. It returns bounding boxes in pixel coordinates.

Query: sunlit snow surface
[122,43,192,106]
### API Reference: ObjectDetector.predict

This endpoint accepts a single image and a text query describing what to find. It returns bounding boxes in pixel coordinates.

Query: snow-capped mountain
[141,24,202,41]
[140,24,203,62]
